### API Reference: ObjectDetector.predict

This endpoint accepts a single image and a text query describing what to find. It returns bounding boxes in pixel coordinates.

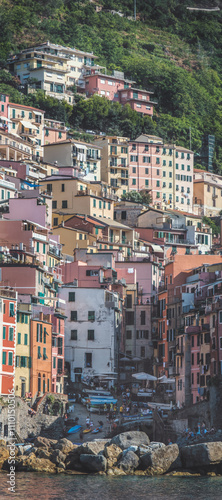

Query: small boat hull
[67,425,82,434]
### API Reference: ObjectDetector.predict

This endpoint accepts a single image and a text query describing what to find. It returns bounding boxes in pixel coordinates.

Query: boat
[91,425,102,434]
[67,425,82,434]
[83,428,92,434]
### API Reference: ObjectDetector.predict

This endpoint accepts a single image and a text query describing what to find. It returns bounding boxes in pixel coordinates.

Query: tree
[121,191,152,205]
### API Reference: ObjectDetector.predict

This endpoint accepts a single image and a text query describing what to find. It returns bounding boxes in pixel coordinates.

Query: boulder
[111,431,150,450]
[54,438,75,455]
[141,444,180,474]
[0,445,9,469]
[104,444,122,468]
[118,450,139,473]
[34,437,53,449]
[37,449,52,460]
[80,454,107,472]
[78,440,108,456]
[17,445,24,456]
[138,443,165,457]
[50,449,66,465]
[181,442,222,469]
[65,449,82,470]
[27,456,57,473]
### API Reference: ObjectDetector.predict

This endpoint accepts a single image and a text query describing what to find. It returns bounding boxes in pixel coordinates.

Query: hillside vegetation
[1,0,222,170]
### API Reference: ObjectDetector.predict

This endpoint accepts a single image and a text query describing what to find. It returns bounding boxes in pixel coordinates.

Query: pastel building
[193,169,222,217]
[0,129,33,162]
[43,140,101,182]
[60,285,121,386]
[0,94,9,130]
[44,119,67,144]
[15,302,31,397]
[30,311,52,396]
[8,41,99,103]
[0,288,17,395]
[128,135,163,206]
[84,70,156,116]
[8,103,45,159]
[94,136,129,197]
[0,170,17,202]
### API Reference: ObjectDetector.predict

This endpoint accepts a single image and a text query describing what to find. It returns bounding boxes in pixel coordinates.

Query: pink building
[128,135,163,206]
[5,194,52,229]
[84,71,156,116]
[118,88,155,116]
[44,119,67,145]
[0,94,9,131]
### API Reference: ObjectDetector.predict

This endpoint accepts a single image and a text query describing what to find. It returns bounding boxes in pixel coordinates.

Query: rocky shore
[1,431,222,477]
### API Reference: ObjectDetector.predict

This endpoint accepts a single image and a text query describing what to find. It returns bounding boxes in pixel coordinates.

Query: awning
[33,111,43,116]
[150,243,163,253]
[132,372,157,381]
[20,120,38,130]
[0,116,11,122]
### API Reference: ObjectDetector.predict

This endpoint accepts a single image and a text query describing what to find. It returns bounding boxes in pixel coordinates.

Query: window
[8,352,13,366]
[53,357,56,369]
[9,328,13,341]
[71,311,77,321]
[43,347,47,360]
[85,353,92,368]
[88,311,95,321]
[126,311,134,325]
[3,326,6,340]
[88,330,94,341]
[132,179,136,185]
[9,302,15,317]
[93,199,96,208]
[2,351,6,365]
[62,200,67,208]
[145,168,149,175]
[52,200,57,209]
[156,158,160,164]
[24,334,28,346]
[38,346,41,359]
[141,311,146,325]
[126,331,132,339]
[130,155,138,162]
[71,330,77,340]
[53,218,58,226]
[69,292,75,302]
[156,180,160,187]
[132,167,136,173]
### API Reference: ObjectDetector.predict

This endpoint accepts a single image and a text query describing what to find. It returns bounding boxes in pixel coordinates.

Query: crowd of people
[183,421,216,440]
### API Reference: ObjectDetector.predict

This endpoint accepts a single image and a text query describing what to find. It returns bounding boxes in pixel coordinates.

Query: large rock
[138,443,165,457]
[181,442,222,469]
[54,438,75,455]
[78,440,108,456]
[65,448,82,470]
[111,431,150,450]
[80,454,107,472]
[37,449,52,460]
[50,449,66,466]
[34,437,55,449]
[15,453,56,473]
[141,444,180,474]
[104,444,122,468]
[118,450,139,473]
[0,445,9,469]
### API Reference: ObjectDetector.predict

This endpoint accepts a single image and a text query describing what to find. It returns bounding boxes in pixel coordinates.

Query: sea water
[1,473,222,499]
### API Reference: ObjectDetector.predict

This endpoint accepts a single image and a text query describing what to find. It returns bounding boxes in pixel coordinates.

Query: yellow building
[161,144,193,212]
[8,103,45,159]
[193,169,222,216]
[15,303,31,398]
[39,176,114,225]
[95,136,129,198]
[52,226,97,257]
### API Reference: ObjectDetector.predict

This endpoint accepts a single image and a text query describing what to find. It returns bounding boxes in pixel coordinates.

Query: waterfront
[1,473,222,500]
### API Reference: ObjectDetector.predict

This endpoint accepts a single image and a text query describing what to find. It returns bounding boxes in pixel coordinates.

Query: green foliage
[0,0,222,167]
[121,191,152,205]
[202,216,220,236]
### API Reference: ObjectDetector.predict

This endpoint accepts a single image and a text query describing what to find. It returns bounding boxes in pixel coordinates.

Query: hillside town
[1,41,222,443]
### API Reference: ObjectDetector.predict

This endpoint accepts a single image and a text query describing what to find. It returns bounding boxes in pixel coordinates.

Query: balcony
[186,325,201,334]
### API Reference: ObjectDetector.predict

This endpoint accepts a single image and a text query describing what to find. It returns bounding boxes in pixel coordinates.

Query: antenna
[134,0,136,21]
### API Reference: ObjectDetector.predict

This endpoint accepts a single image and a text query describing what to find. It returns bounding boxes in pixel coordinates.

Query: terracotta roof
[9,103,45,113]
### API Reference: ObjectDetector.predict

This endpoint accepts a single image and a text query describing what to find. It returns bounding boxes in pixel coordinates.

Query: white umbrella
[132,372,157,381]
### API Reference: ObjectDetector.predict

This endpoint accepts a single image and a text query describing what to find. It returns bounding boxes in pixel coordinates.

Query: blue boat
[67,425,82,434]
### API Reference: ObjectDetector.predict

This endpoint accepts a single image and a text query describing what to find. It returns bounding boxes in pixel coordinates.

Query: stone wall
[0,396,66,441]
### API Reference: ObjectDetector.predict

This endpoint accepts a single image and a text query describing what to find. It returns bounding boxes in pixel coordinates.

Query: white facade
[60,286,120,386]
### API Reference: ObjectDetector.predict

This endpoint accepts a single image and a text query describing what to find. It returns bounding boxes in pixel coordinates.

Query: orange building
[0,289,17,395]
[157,254,222,378]
[30,312,52,396]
